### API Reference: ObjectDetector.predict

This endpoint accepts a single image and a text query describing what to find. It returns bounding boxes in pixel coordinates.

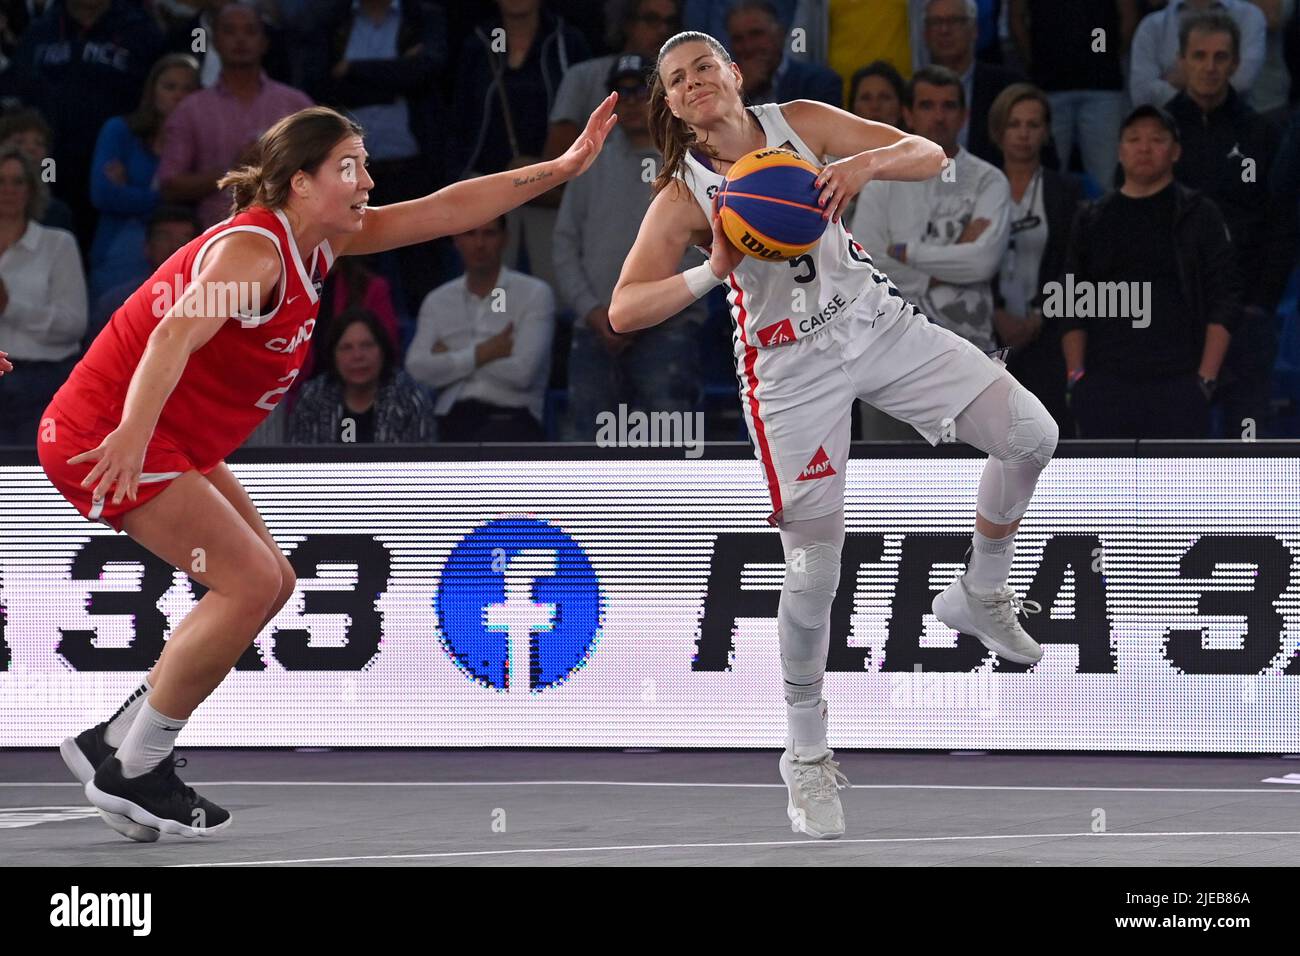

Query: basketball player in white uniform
[609,33,1059,839]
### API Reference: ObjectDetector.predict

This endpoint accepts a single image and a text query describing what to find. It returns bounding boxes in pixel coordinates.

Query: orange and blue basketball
[718,147,827,261]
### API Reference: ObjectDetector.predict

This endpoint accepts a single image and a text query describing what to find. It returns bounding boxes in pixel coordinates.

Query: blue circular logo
[434,518,603,692]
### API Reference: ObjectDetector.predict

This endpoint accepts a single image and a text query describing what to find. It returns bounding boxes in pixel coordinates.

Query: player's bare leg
[144,463,296,691]
[78,470,286,839]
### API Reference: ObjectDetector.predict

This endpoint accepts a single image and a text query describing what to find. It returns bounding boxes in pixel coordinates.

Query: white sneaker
[779,750,849,839]
[932,574,1044,665]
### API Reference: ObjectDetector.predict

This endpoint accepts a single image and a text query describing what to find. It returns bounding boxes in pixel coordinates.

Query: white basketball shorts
[734,297,1004,526]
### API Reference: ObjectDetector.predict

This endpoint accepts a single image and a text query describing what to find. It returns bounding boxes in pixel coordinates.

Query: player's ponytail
[216,106,364,214]
[650,31,732,194]
[217,163,265,212]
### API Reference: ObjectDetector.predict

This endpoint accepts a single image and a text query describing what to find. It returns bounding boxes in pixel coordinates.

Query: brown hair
[0,108,52,150]
[0,146,48,223]
[125,53,199,141]
[988,82,1051,148]
[649,31,735,194]
[322,307,397,387]
[217,106,364,214]
[1180,10,1240,59]
[907,64,966,109]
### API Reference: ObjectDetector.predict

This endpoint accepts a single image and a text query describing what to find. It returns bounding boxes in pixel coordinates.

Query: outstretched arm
[336,94,618,257]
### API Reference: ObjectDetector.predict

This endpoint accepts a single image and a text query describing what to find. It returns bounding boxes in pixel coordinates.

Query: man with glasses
[921,0,1023,164]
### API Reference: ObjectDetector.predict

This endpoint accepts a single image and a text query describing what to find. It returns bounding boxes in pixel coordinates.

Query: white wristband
[683,262,725,299]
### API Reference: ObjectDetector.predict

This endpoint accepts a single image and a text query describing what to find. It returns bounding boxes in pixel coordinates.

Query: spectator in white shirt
[406,216,555,441]
[850,66,1010,437]
[1130,0,1267,106]
[0,146,88,446]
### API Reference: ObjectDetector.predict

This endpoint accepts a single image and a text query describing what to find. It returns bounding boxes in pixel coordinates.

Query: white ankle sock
[787,698,829,760]
[103,674,153,748]
[117,700,187,779]
[966,528,1016,596]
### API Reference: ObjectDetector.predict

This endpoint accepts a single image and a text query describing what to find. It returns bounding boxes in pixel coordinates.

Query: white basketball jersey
[680,103,911,349]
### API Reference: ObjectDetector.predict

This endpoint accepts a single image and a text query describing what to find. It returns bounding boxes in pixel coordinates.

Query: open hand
[67,425,149,506]
[706,201,745,280]
[557,92,619,180]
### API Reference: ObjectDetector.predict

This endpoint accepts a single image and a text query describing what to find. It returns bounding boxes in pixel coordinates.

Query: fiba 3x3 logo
[434,518,604,692]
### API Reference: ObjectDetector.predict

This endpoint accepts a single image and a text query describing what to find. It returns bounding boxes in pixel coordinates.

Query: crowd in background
[2,0,1300,446]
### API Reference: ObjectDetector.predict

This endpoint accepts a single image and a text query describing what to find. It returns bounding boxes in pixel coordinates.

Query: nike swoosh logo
[286,295,301,305]
[161,726,182,732]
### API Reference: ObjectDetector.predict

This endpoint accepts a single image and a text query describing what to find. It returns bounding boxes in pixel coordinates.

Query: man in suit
[922,0,1023,165]
[728,0,842,107]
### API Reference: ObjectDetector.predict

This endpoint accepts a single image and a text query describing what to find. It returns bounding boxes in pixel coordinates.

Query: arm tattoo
[512,169,553,188]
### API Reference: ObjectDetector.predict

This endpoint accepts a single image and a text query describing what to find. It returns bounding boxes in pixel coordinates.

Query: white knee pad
[1006,385,1059,468]
[779,540,839,700]
[782,542,840,629]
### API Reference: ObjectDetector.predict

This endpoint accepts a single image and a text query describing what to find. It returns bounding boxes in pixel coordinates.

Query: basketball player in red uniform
[42,100,617,841]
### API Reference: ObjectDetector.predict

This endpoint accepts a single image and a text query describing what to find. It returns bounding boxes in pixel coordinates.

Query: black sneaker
[59,722,114,785]
[61,723,162,843]
[86,754,232,840]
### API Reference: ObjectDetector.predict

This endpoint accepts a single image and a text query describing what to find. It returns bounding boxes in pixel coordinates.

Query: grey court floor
[2,750,1299,866]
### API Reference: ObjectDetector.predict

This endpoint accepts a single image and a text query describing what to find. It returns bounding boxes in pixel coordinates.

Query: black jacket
[1167,88,1295,312]
[1062,182,1242,338]
[450,10,589,177]
[996,168,1082,431]
[1033,169,1083,306]
[968,61,1025,166]
[322,0,448,161]
[325,0,447,107]
[5,0,166,242]
[773,58,843,108]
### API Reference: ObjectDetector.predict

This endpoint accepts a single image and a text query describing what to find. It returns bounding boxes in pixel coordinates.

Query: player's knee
[238,549,284,615]
[271,555,296,615]
[783,542,840,628]
[1005,385,1058,468]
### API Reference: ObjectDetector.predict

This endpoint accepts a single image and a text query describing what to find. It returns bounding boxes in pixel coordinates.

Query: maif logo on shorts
[797,447,836,481]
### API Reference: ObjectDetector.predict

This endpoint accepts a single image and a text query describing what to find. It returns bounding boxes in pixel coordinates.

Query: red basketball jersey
[54,206,333,468]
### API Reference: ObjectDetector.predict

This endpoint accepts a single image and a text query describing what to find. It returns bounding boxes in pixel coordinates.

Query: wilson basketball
[717,147,827,261]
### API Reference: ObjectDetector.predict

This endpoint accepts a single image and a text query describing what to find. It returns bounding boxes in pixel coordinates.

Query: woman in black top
[989,83,1082,436]
[290,308,437,444]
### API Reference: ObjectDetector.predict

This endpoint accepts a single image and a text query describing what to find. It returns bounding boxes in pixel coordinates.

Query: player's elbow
[924,140,949,178]
[608,296,630,333]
